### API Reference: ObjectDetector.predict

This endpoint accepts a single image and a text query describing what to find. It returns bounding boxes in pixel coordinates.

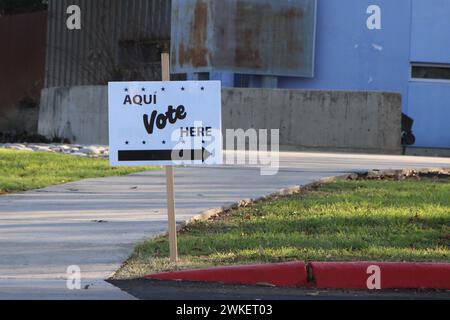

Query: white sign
[108,81,222,166]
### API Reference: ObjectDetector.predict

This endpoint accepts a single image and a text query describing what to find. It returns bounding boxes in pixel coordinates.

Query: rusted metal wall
[45,0,171,87]
[171,0,317,77]
[0,12,47,133]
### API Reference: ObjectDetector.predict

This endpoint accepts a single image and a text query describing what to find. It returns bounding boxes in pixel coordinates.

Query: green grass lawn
[115,176,450,279]
[0,149,157,194]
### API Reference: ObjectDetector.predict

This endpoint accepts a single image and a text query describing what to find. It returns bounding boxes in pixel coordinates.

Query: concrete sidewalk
[1,151,450,299]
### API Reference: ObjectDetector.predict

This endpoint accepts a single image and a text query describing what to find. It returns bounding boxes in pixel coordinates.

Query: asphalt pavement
[109,279,450,300]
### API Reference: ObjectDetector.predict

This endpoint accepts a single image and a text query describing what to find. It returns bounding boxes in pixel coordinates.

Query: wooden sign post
[161,52,178,263]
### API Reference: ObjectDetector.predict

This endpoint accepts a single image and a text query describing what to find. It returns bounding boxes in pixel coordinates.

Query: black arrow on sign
[118,148,212,162]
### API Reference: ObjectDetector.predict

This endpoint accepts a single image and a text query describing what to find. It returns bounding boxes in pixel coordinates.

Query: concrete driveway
[1,151,450,299]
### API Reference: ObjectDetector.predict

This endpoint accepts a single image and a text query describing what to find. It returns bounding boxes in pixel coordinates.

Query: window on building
[117,39,186,81]
[411,63,450,81]
[170,73,187,81]
[117,39,166,81]
[118,40,160,66]
[196,72,210,81]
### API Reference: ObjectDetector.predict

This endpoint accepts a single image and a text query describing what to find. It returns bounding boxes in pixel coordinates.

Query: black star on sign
[161,87,165,91]
[124,88,128,92]
[181,87,185,91]
[125,141,129,145]
[162,140,166,144]
[201,87,205,91]
[142,88,145,92]
[142,141,146,145]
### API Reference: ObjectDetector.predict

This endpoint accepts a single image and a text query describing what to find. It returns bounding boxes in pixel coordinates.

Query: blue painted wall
[204,0,450,149]
[408,82,450,148]
[279,0,411,94]
[410,0,450,64]
[408,0,450,148]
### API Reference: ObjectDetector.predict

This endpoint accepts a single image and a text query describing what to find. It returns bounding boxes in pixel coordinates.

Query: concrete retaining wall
[38,86,108,145]
[222,88,401,154]
[38,86,402,153]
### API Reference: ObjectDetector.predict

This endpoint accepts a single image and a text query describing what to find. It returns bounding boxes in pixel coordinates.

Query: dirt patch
[349,169,450,181]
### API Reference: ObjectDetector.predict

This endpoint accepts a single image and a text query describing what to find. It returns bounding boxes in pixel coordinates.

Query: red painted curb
[310,262,450,290]
[146,261,308,287]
